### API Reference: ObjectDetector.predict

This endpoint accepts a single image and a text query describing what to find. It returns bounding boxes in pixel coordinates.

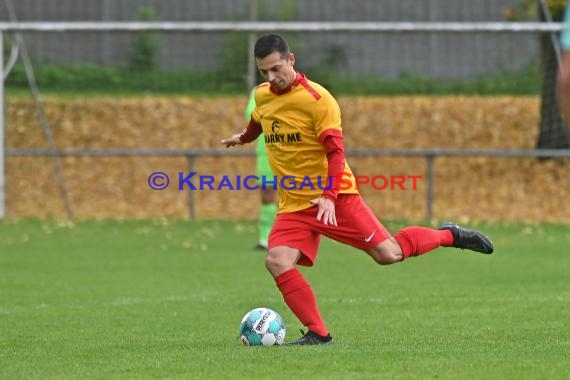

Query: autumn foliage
[5,96,568,222]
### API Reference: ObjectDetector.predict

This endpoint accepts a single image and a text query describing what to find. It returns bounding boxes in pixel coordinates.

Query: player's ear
[288,52,295,66]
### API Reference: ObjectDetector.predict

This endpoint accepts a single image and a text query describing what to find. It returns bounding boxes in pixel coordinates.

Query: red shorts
[268,194,390,266]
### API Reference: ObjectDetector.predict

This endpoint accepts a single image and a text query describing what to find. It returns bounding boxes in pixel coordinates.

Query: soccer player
[221,34,494,345]
[245,89,277,250]
[558,2,570,133]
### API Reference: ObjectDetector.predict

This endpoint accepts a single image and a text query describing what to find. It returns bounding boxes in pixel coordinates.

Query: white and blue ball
[239,307,286,346]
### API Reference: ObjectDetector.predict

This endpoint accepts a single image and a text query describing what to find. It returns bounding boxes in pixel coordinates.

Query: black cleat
[253,243,268,251]
[440,223,494,254]
[283,330,333,346]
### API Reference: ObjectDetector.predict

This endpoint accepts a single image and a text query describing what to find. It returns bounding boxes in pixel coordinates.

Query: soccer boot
[283,330,333,346]
[253,242,268,251]
[440,223,494,254]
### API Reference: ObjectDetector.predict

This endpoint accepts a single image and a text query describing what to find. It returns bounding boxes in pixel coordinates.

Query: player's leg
[367,223,494,263]
[267,212,332,345]
[266,245,328,336]
[366,227,455,264]
[313,194,401,264]
[323,195,493,265]
[256,187,276,249]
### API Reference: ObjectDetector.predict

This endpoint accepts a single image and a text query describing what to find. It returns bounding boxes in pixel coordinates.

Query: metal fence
[0,0,545,83]
[1,18,568,220]
[7,148,570,220]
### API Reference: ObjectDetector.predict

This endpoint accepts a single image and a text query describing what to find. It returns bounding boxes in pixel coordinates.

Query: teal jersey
[561,4,570,50]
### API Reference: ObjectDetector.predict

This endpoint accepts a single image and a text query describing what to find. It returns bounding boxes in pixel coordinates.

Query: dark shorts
[268,194,390,266]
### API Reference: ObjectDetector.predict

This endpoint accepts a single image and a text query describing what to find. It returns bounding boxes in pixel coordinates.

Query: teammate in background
[245,89,277,250]
[222,34,494,345]
[557,1,570,130]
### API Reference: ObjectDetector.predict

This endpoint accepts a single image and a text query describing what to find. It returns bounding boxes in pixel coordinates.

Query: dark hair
[254,34,290,59]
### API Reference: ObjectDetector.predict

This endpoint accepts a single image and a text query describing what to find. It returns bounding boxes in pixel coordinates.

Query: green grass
[5,63,541,97]
[1,219,569,379]
[5,64,246,97]
[311,67,541,96]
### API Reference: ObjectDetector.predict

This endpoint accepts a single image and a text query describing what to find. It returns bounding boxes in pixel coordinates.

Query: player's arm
[320,129,345,202]
[310,129,345,226]
[221,119,263,147]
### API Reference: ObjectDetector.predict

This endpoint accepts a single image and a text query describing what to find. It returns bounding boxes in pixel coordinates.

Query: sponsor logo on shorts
[364,231,377,243]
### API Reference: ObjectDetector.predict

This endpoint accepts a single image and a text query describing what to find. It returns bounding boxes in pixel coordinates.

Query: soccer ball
[239,307,286,346]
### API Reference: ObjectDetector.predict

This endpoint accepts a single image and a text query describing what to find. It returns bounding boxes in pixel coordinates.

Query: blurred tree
[506,0,569,149]
[128,6,160,72]
[219,0,299,90]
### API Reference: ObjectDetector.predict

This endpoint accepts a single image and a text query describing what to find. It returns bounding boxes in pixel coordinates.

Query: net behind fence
[0,0,548,95]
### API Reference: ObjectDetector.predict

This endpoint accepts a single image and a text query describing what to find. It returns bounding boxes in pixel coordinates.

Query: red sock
[275,268,328,337]
[394,226,454,259]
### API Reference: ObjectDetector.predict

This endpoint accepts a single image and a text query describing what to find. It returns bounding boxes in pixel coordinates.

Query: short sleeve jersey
[251,73,358,213]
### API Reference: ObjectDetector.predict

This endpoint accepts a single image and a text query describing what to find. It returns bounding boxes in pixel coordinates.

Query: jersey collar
[270,72,306,95]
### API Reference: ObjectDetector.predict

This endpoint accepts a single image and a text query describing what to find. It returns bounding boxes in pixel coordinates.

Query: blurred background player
[245,89,277,250]
[557,0,570,135]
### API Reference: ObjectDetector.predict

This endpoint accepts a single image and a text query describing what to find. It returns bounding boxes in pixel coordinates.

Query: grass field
[1,219,569,379]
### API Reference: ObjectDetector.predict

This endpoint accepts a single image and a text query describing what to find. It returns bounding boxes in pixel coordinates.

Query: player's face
[256,51,296,91]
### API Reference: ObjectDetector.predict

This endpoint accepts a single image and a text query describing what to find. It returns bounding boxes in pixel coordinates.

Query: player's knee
[374,251,401,265]
[265,247,297,277]
[264,254,280,273]
[367,239,403,265]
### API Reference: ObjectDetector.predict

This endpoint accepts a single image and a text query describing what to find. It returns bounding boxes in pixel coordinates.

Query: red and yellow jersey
[251,73,358,213]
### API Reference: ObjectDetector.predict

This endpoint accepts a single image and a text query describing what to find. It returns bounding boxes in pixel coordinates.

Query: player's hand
[310,197,337,226]
[221,133,244,148]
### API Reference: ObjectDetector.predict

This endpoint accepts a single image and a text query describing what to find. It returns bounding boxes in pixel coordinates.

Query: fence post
[0,32,4,219]
[426,154,435,221]
[186,154,196,220]
[246,0,258,90]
